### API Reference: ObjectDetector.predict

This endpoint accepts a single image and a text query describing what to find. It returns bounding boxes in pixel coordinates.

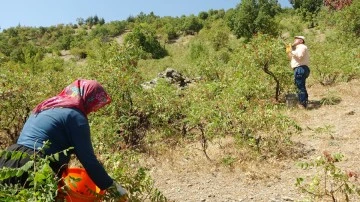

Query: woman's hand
[107,182,129,202]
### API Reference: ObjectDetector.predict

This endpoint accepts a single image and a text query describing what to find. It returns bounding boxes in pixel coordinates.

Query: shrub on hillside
[290,0,323,28]
[107,21,127,37]
[181,15,203,35]
[227,0,280,39]
[336,0,360,36]
[124,26,167,59]
[0,147,64,201]
[52,35,73,50]
[198,11,209,20]
[40,56,65,72]
[188,41,209,61]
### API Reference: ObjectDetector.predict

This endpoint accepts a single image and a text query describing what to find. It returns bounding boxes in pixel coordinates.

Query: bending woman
[0,79,127,199]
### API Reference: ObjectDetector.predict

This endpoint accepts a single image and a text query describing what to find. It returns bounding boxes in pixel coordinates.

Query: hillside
[143,79,360,201]
[0,1,360,201]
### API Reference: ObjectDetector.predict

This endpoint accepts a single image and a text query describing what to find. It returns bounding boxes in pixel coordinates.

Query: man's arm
[291,45,306,59]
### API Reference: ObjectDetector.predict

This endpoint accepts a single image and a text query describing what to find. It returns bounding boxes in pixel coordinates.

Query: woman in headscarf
[0,79,127,200]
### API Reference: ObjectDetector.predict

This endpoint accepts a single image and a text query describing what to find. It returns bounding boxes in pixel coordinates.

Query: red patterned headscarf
[33,79,111,117]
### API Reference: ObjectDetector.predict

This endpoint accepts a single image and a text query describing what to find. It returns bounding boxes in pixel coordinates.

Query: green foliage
[0,73,31,146]
[208,9,226,20]
[53,34,73,50]
[40,56,65,72]
[106,21,127,37]
[207,20,230,51]
[124,25,168,59]
[221,155,237,167]
[335,0,360,36]
[320,91,342,105]
[88,21,127,40]
[70,47,87,60]
[188,41,209,61]
[309,27,360,84]
[296,152,360,201]
[86,39,150,148]
[84,15,105,28]
[181,15,203,35]
[133,12,159,24]
[90,25,111,39]
[216,50,231,64]
[198,11,209,20]
[0,144,73,202]
[290,0,323,13]
[101,151,168,202]
[69,29,88,49]
[277,9,306,37]
[0,5,359,200]
[140,79,188,146]
[313,125,335,138]
[290,0,323,27]
[227,0,280,39]
[9,43,45,65]
[162,22,178,41]
[246,34,290,100]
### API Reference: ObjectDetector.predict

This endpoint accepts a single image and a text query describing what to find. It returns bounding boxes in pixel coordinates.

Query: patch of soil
[141,79,360,201]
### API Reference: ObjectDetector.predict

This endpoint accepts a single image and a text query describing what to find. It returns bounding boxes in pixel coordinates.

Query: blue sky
[0,0,292,30]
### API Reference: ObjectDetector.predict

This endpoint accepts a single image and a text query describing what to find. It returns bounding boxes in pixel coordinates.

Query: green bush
[227,0,280,39]
[107,21,127,37]
[296,152,360,201]
[209,27,229,51]
[70,47,87,60]
[181,15,203,35]
[0,71,32,145]
[124,26,168,59]
[188,41,208,61]
[164,24,178,41]
[290,0,323,27]
[40,56,65,72]
[0,6,359,200]
[336,0,360,36]
[0,145,71,202]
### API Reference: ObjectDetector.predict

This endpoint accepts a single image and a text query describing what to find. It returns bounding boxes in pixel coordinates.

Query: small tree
[336,0,360,36]
[181,15,203,35]
[227,0,280,39]
[76,17,84,26]
[290,0,323,27]
[296,152,360,201]
[248,34,286,101]
[86,16,95,28]
[124,25,167,59]
[93,15,99,25]
[198,11,209,20]
[99,17,105,25]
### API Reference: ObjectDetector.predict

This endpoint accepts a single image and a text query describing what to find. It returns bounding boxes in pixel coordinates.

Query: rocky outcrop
[141,68,199,89]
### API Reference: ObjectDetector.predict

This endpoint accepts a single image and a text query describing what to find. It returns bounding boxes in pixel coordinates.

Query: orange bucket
[60,167,106,202]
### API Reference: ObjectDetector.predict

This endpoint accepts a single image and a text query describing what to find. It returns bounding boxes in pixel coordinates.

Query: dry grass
[142,79,360,201]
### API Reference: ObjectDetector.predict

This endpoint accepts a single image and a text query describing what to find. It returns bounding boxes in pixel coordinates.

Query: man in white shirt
[287,36,310,108]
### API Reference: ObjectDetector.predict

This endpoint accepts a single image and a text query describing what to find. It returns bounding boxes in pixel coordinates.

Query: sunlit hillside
[0,0,359,201]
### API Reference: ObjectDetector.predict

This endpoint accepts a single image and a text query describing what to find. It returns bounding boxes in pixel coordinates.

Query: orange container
[60,167,106,202]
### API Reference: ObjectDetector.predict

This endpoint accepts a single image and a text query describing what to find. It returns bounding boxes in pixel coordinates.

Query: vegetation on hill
[0,0,359,201]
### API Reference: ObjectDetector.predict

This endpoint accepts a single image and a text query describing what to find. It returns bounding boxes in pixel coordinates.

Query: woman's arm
[67,114,113,190]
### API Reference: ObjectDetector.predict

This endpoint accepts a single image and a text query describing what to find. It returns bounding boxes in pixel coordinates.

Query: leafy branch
[296,151,360,201]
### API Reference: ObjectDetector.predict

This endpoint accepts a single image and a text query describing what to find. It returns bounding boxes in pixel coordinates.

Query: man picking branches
[286,36,310,109]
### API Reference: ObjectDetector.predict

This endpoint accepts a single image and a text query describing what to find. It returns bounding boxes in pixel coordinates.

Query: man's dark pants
[294,65,310,107]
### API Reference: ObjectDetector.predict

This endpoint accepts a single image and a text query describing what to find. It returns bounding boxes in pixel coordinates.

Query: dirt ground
[142,79,360,202]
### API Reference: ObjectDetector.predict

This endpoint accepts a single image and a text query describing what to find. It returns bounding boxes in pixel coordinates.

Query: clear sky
[0,0,292,30]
